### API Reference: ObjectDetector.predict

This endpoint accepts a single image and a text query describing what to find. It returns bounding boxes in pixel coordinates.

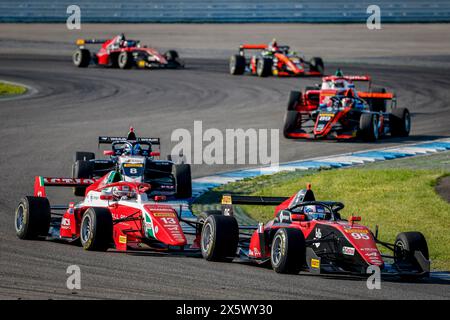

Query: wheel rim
[229,57,235,73]
[201,223,213,253]
[404,112,411,133]
[395,240,406,261]
[373,116,379,139]
[15,204,24,232]
[74,52,80,64]
[81,214,92,244]
[257,60,263,75]
[271,234,283,266]
[119,54,127,67]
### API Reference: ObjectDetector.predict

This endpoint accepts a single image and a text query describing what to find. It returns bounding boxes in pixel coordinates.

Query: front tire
[175,164,192,198]
[287,91,301,111]
[271,228,306,274]
[201,215,239,262]
[309,57,324,75]
[73,49,90,68]
[15,196,51,240]
[390,108,411,137]
[394,232,429,271]
[283,111,301,139]
[118,51,133,69]
[80,208,113,251]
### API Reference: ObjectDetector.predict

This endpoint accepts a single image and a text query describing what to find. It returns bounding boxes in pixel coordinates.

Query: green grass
[0,82,27,96]
[193,152,450,270]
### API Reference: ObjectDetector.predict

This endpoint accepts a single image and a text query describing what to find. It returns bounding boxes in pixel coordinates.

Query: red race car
[200,185,430,278]
[283,71,410,141]
[286,71,394,117]
[73,34,184,69]
[229,39,324,77]
[14,174,237,256]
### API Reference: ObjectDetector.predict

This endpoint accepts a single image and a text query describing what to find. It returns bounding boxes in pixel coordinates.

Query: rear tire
[283,111,301,139]
[73,49,90,68]
[80,207,113,251]
[390,108,411,137]
[118,51,133,69]
[72,160,94,197]
[15,196,51,240]
[271,228,306,274]
[287,91,301,111]
[309,57,324,75]
[394,232,429,271]
[175,164,192,198]
[359,113,379,142]
[201,215,239,262]
[256,58,273,77]
[229,55,246,75]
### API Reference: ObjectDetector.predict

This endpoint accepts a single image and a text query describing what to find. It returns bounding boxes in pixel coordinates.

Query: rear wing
[98,136,160,145]
[239,44,268,55]
[221,194,289,217]
[34,176,95,197]
[76,39,107,46]
[322,75,371,82]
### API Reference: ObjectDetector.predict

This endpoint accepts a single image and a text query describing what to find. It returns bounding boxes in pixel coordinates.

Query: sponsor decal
[311,259,320,269]
[44,177,95,185]
[344,228,368,234]
[313,228,322,248]
[119,235,127,244]
[342,246,355,256]
[61,218,71,229]
[123,163,143,168]
[153,212,176,218]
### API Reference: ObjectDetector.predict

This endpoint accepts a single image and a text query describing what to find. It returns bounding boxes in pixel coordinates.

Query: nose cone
[144,205,187,246]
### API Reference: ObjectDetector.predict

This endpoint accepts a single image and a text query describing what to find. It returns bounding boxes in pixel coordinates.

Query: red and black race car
[229,39,324,77]
[283,73,411,141]
[200,186,430,278]
[73,34,183,69]
[14,173,237,256]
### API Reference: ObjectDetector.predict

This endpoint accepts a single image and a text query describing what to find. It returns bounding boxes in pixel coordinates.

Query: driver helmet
[118,33,126,47]
[112,185,136,200]
[132,143,142,156]
[123,143,132,155]
[269,38,278,52]
[304,205,327,220]
[341,97,354,108]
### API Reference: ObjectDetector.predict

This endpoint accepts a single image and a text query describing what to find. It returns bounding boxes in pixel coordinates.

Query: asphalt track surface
[1,24,450,299]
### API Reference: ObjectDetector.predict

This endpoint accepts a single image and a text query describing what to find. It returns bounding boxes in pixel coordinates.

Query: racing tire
[118,51,133,69]
[164,50,179,62]
[201,214,239,262]
[283,111,301,139]
[271,228,306,274]
[359,113,379,142]
[80,207,113,251]
[72,160,94,197]
[73,49,91,68]
[394,232,429,271]
[390,108,411,137]
[229,55,246,75]
[256,58,273,77]
[109,52,120,68]
[15,196,51,240]
[287,91,301,111]
[175,164,192,198]
[369,88,387,112]
[309,57,324,75]
[74,151,95,162]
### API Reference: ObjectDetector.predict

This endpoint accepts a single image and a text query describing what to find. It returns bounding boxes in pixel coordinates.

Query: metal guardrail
[0,0,449,22]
